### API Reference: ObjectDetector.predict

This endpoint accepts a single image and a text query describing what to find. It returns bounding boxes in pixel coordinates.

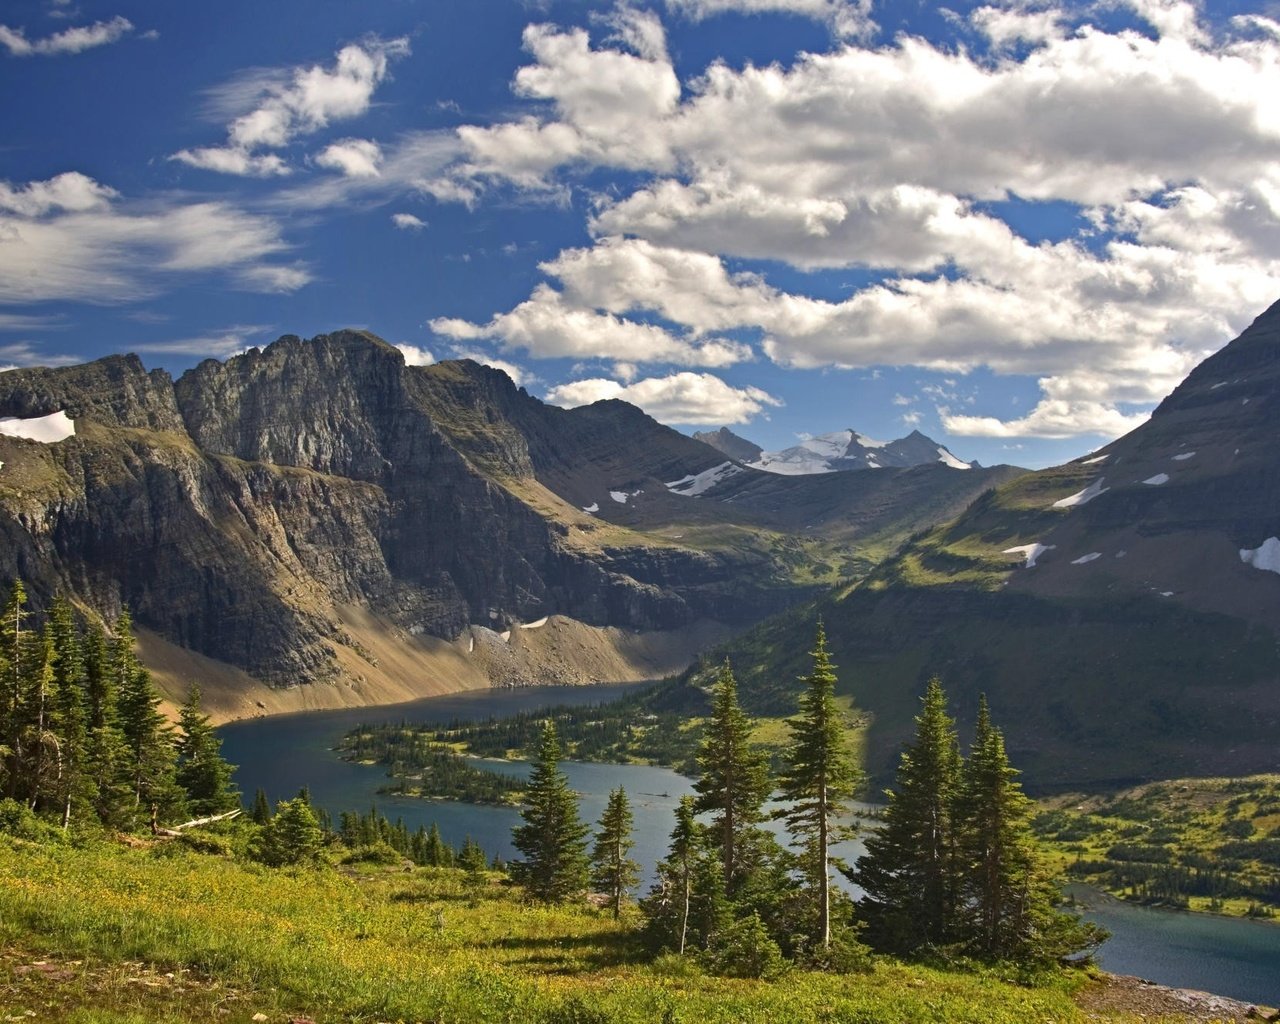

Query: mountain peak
[747,427,972,475]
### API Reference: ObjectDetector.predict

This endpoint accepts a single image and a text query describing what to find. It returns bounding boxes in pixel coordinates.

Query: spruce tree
[47,597,91,827]
[458,835,488,873]
[175,684,239,815]
[693,660,772,894]
[854,677,963,954]
[250,788,272,825]
[511,721,589,901]
[591,786,640,919]
[777,622,863,950]
[81,624,131,827]
[643,795,714,954]
[255,796,324,866]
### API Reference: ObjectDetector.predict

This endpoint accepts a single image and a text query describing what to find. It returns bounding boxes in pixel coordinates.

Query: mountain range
[0,331,1010,721]
[695,426,974,474]
[695,298,1280,789]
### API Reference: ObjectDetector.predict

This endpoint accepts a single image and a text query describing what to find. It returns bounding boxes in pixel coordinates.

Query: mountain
[681,299,1280,790]
[0,330,1014,722]
[747,428,974,475]
[691,427,763,463]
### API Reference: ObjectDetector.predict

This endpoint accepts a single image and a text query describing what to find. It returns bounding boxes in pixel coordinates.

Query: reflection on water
[220,685,1280,1005]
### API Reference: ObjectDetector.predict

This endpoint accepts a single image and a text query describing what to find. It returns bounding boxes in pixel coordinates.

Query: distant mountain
[747,428,973,475]
[0,330,1015,722]
[691,427,763,463]
[686,298,1280,790]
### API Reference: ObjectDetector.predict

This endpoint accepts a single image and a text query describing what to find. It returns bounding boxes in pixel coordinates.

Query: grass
[0,831,1165,1024]
[1036,775,1280,919]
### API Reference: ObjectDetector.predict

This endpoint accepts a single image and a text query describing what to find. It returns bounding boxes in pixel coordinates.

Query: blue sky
[2,0,1279,468]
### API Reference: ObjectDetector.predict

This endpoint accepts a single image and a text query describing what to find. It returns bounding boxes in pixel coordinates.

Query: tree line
[510,624,1103,973]
[0,581,238,832]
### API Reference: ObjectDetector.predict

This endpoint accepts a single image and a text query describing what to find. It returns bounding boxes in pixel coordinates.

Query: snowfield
[0,410,75,443]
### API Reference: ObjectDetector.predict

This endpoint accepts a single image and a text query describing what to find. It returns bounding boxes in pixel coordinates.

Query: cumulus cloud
[315,138,382,178]
[391,212,427,230]
[664,0,874,39]
[0,172,309,303]
[396,343,434,365]
[426,5,1280,437]
[0,16,133,57]
[545,371,782,424]
[172,37,409,177]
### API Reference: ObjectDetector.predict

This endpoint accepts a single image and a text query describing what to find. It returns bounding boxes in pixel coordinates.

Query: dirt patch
[1075,973,1275,1022]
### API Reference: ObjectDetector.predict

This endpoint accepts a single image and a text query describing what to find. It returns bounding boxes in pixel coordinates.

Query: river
[218,684,1280,1006]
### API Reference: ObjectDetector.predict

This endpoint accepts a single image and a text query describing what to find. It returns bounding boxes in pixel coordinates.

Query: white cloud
[315,138,382,178]
[172,37,409,177]
[131,324,270,358]
[429,280,752,368]
[941,401,1150,439]
[450,349,530,387]
[664,0,874,39]
[545,371,782,425]
[396,343,434,365]
[0,172,309,303]
[427,7,1280,437]
[0,16,132,57]
[0,342,78,368]
[391,212,427,230]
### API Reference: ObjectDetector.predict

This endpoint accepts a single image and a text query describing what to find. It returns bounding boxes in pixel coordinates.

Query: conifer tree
[777,623,863,950]
[643,795,712,954]
[854,677,963,954]
[255,796,324,866]
[47,597,91,827]
[175,684,239,815]
[1,580,36,801]
[591,786,640,919]
[511,721,589,901]
[250,788,272,825]
[80,624,131,826]
[458,835,488,873]
[693,660,773,894]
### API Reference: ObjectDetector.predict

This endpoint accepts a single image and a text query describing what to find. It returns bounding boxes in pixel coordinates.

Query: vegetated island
[1035,774,1280,921]
[337,727,527,804]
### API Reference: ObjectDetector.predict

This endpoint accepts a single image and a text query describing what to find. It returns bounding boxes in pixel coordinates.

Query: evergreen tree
[424,822,452,867]
[511,721,589,902]
[776,623,863,950]
[693,660,773,894]
[255,796,324,866]
[854,677,963,954]
[250,788,272,825]
[1,580,37,801]
[955,695,1100,962]
[591,786,640,919]
[175,685,239,815]
[643,795,713,954]
[458,835,488,873]
[80,624,131,827]
[111,612,183,826]
[46,597,91,827]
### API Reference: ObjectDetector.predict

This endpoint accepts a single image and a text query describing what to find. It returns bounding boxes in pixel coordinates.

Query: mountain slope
[680,299,1280,790]
[748,428,973,474]
[0,330,1009,720]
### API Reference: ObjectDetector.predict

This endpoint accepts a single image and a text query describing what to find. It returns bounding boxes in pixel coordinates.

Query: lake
[219,684,1280,1006]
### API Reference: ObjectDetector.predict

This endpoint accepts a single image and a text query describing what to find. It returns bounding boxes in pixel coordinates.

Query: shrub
[701,912,788,980]
[342,842,403,866]
[0,798,64,843]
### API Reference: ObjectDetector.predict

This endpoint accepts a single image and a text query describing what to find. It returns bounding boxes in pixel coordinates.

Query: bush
[178,830,235,856]
[342,842,403,866]
[701,912,788,980]
[0,798,64,843]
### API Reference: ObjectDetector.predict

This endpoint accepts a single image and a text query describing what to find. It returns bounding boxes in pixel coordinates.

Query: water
[219,684,1280,1005]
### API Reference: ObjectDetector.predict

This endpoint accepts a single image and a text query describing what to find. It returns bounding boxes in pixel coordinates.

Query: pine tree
[458,835,488,873]
[776,622,863,950]
[175,685,239,815]
[81,624,131,827]
[693,660,773,894]
[956,695,1086,962]
[854,677,963,954]
[46,597,91,827]
[255,796,324,866]
[511,721,589,901]
[250,788,272,825]
[642,795,711,954]
[591,786,640,919]
[111,612,182,826]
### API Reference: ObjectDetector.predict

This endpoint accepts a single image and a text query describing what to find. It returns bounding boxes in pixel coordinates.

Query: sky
[2,0,1279,469]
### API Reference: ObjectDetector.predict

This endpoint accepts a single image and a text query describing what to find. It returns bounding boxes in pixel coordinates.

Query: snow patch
[0,410,75,443]
[499,630,511,642]
[1242,397,1251,405]
[1172,452,1196,461]
[582,502,599,513]
[610,491,628,504]
[1160,591,1174,597]
[1143,473,1169,486]
[937,447,970,470]
[1240,537,1280,575]
[1053,477,1108,508]
[1210,381,1227,390]
[1002,542,1055,568]
[519,616,549,630]
[1071,552,1102,564]
[468,635,474,653]
[1081,453,1109,465]
[665,461,744,497]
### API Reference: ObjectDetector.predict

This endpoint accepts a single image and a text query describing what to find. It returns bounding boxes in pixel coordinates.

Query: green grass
[0,832,1155,1024]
